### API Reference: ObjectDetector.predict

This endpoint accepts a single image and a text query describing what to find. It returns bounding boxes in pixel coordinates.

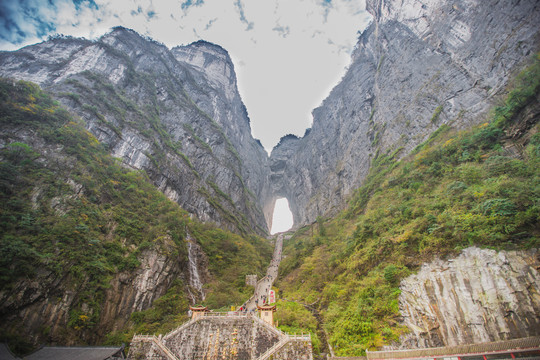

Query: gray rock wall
[0,28,272,235]
[398,247,540,348]
[128,340,168,360]
[164,317,281,359]
[270,0,540,227]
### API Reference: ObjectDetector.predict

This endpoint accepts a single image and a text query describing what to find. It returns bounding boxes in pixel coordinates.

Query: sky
[0,0,372,233]
[271,198,293,234]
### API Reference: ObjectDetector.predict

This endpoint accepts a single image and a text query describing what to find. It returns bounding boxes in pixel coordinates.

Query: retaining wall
[127,313,312,360]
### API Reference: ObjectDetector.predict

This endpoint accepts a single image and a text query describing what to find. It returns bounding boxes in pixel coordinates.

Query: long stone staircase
[128,233,313,360]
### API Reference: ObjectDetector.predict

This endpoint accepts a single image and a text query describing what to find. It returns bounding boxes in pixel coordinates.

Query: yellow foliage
[13,102,37,113]
[85,130,99,143]
[473,191,485,198]
[393,229,412,243]
[444,138,455,147]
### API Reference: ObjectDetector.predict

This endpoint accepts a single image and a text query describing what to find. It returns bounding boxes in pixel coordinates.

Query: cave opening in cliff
[271,198,293,235]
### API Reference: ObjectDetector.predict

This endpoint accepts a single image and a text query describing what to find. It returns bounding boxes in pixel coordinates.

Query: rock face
[0,244,186,345]
[270,0,540,226]
[398,247,540,348]
[0,28,272,235]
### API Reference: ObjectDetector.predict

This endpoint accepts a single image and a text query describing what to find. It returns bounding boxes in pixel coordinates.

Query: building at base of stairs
[0,344,126,360]
[127,312,313,360]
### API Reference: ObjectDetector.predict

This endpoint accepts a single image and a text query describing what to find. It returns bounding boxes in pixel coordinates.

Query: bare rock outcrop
[398,247,540,347]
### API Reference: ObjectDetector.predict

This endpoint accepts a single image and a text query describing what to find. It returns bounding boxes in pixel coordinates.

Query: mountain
[0,27,273,235]
[1,2,538,231]
[270,0,540,227]
[0,0,539,356]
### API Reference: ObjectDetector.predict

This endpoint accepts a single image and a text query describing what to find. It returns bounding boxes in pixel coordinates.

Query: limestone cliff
[0,28,272,235]
[0,78,265,347]
[270,0,540,227]
[398,247,540,347]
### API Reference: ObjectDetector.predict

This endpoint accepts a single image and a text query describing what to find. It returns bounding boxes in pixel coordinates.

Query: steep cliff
[270,0,540,227]
[399,247,540,347]
[0,79,272,348]
[0,27,272,235]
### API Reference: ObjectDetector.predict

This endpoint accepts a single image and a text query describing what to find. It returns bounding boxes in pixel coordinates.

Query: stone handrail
[203,311,251,317]
[250,312,287,338]
[289,334,312,341]
[132,335,180,360]
[252,325,311,360]
[255,337,290,360]
[366,336,540,359]
[162,318,196,341]
[132,335,155,341]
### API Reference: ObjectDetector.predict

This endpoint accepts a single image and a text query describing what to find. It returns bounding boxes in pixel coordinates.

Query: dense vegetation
[276,56,540,355]
[0,78,272,353]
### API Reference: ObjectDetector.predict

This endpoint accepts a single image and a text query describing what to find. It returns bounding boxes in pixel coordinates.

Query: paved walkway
[242,234,283,312]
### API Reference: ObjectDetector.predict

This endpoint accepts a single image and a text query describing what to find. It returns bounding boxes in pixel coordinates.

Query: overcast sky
[0,0,372,233]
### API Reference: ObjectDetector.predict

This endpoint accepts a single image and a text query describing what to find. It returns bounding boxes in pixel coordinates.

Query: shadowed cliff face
[0,28,273,235]
[1,245,187,345]
[270,0,540,227]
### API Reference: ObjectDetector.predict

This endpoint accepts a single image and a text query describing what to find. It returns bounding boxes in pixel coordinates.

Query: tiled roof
[0,343,19,360]
[24,346,124,360]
